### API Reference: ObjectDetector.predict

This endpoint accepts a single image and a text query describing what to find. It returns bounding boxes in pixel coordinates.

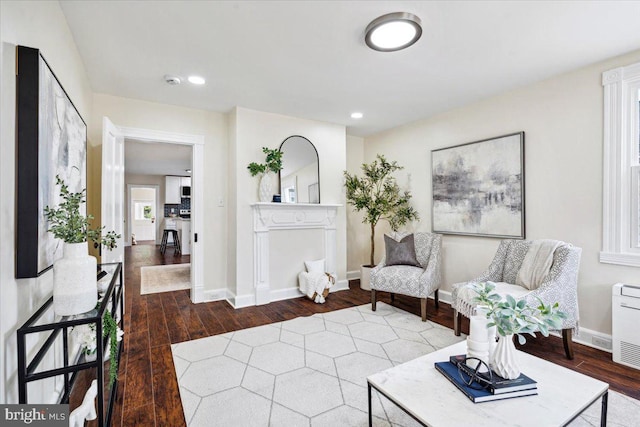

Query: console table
[17,263,123,427]
[367,340,609,426]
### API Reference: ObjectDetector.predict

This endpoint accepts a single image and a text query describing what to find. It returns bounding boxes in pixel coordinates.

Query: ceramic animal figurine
[68,379,97,427]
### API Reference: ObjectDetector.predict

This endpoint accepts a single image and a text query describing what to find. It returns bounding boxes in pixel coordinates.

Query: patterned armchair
[371,232,442,322]
[451,239,582,359]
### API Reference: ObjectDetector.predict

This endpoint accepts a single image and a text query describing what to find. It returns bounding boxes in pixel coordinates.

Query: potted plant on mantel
[248,147,283,202]
[344,154,419,290]
[44,176,120,316]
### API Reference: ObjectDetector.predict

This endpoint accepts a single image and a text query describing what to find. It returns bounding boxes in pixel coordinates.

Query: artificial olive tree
[344,154,419,267]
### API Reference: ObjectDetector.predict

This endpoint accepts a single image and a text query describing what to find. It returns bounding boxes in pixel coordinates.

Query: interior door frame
[127,184,159,246]
[116,124,205,303]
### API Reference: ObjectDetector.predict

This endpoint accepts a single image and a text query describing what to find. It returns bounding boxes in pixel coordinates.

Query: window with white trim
[601,62,640,267]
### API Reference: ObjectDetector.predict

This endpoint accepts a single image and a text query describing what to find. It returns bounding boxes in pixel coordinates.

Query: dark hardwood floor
[109,244,640,426]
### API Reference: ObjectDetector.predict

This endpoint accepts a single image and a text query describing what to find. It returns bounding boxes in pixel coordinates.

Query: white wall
[229,107,347,303]
[0,0,94,403]
[363,49,640,337]
[89,94,228,294]
[345,135,370,274]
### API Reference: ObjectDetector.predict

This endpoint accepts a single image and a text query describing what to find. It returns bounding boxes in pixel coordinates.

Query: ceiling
[124,140,192,176]
[60,1,640,137]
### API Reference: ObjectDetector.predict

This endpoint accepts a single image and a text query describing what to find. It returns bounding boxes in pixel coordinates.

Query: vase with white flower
[471,281,567,379]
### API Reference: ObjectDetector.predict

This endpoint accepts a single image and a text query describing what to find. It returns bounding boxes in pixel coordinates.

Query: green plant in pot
[344,154,419,289]
[248,147,283,202]
[44,175,120,316]
[472,281,566,379]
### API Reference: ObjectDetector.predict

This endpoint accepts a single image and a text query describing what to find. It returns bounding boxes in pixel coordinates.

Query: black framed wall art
[16,46,87,278]
[431,132,525,238]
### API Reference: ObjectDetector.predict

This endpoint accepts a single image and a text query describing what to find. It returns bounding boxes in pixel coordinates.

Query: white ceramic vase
[259,173,273,202]
[53,242,97,316]
[492,334,521,379]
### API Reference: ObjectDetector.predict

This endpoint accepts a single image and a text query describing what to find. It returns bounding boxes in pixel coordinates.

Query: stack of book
[434,354,537,403]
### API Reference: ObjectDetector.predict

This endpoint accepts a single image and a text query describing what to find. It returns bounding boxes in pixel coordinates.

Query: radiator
[612,283,640,370]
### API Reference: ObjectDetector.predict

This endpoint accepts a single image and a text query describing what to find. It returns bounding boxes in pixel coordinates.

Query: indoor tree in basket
[247,147,283,202]
[472,281,567,379]
[44,176,120,316]
[344,154,419,290]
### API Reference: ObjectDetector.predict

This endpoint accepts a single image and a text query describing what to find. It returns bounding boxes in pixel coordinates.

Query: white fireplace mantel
[251,203,341,305]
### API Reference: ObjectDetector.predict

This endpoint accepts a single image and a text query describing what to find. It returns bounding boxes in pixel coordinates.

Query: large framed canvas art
[16,46,87,278]
[431,132,525,238]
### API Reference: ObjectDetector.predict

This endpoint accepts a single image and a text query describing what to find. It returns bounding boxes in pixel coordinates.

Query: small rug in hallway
[140,263,190,295]
[172,303,639,426]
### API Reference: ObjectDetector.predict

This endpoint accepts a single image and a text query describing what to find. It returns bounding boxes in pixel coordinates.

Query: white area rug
[171,303,639,426]
[140,264,190,295]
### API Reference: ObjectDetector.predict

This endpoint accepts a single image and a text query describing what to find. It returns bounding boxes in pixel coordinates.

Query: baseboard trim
[347,270,360,280]
[270,287,305,302]
[332,279,349,292]
[202,287,229,303]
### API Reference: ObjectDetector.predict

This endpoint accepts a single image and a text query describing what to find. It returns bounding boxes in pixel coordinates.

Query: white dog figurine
[69,379,98,427]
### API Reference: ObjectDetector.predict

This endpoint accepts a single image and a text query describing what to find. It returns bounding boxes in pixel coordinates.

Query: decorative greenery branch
[472,281,567,344]
[247,147,283,176]
[103,310,120,386]
[44,176,120,249]
[344,154,419,266]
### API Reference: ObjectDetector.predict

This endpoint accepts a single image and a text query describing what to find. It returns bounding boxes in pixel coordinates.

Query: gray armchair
[451,239,582,359]
[371,232,442,321]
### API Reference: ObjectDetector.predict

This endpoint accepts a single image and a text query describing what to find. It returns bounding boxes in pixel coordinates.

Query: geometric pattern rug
[171,303,638,426]
[140,263,190,295]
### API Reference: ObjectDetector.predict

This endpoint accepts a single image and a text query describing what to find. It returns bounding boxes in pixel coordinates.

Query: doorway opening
[102,117,204,303]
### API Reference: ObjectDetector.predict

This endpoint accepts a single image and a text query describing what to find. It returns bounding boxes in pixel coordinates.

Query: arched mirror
[278,136,320,203]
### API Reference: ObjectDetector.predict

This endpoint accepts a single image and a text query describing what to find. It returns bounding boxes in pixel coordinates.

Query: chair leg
[434,289,439,310]
[454,310,461,336]
[371,289,377,312]
[390,293,395,303]
[420,298,427,322]
[562,328,574,360]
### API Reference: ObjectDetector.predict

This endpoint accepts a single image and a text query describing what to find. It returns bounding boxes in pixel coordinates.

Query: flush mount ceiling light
[187,75,206,85]
[365,12,422,52]
[351,112,364,119]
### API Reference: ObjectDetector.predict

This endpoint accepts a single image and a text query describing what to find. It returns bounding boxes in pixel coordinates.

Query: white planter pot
[492,334,521,379]
[259,173,273,202]
[360,265,372,291]
[53,242,97,316]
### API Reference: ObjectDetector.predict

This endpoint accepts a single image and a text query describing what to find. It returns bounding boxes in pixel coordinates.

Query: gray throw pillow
[384,234,421,267]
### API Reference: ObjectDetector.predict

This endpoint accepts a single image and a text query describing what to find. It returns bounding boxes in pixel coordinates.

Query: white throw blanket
[516,239,562,290]
[298,272,334,303]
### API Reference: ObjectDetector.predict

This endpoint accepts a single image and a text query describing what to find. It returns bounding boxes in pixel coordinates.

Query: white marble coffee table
[367,340,609,427]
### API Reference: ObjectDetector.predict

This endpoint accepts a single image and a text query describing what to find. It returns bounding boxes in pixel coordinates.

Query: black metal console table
[17,262,123,427]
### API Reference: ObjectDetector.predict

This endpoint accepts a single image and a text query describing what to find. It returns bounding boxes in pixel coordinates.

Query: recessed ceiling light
[351,112,364,119]
[185,169,192,173]
[187,75,205,85]
[365,12,422,52]
[164,75,181,85]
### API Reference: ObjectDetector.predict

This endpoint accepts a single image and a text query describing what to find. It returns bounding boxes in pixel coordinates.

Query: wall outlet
[592,336,613,350]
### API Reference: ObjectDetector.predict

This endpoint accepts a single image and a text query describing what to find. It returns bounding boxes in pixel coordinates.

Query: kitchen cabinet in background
[165,176,181,204]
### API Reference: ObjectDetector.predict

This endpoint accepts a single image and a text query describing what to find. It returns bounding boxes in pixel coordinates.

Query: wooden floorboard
[111,244,640,426]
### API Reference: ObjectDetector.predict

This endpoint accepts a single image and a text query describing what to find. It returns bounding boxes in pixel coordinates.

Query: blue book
[449,354,537,394]
[434,361,538,403]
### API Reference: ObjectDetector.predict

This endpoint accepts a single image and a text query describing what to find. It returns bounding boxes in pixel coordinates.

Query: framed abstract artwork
[16,46,87,278]
[431,132,525,238]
